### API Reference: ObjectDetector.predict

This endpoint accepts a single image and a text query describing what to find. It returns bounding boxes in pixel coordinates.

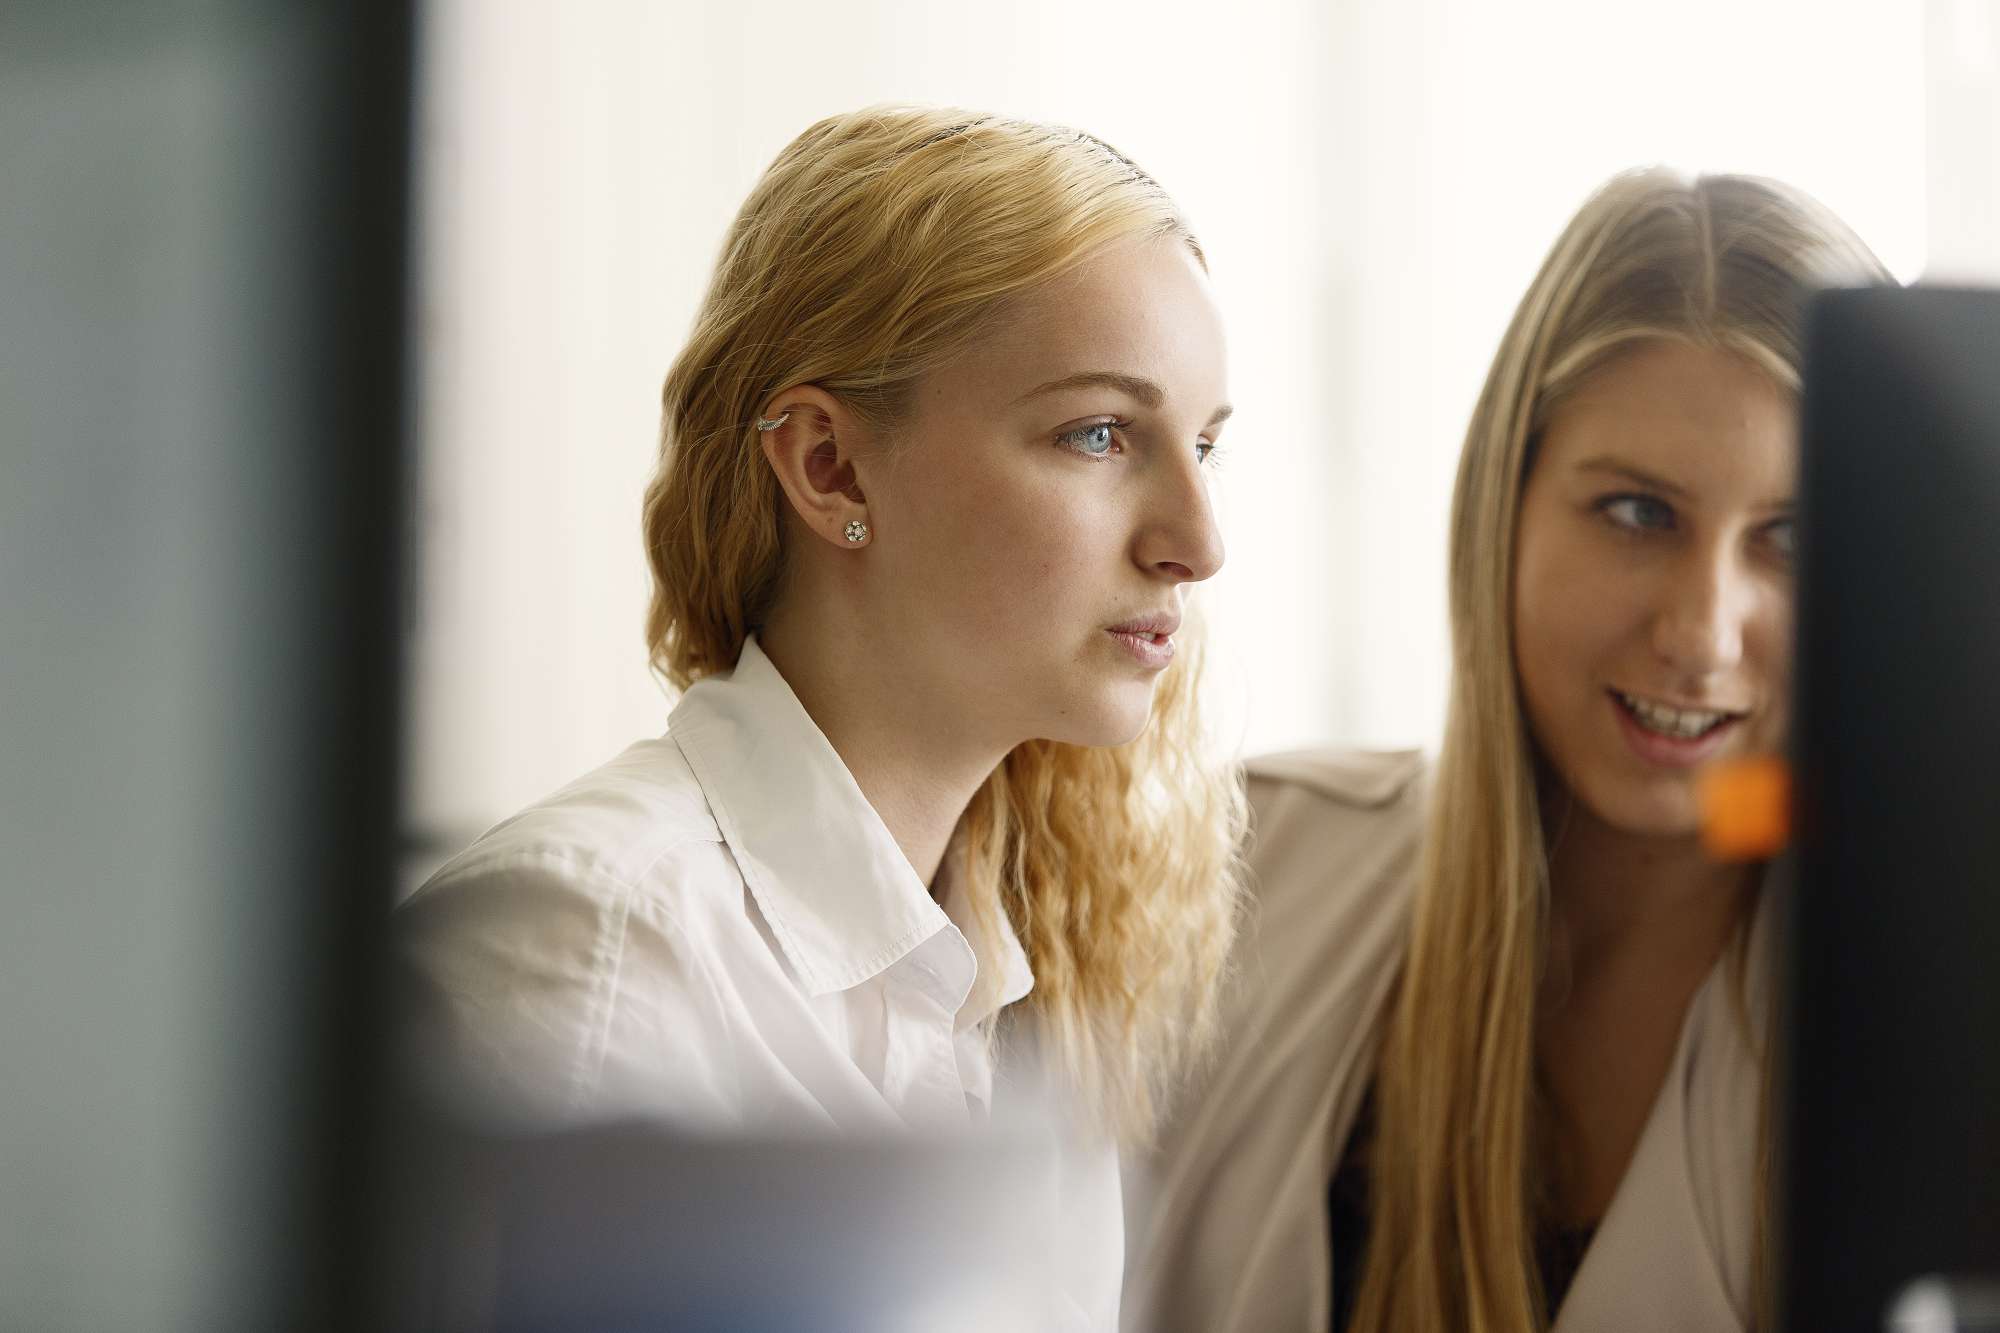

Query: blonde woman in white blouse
[1126,170,1890,1333]
[397,105,1245,1328]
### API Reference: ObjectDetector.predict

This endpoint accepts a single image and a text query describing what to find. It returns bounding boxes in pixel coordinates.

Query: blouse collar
[669,636,1032,1020]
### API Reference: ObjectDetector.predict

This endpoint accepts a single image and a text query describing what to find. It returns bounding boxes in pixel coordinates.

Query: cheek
[1512,518,1596,709]
[891,457,1109,628]
[1750,598,1793,679]
[1531,573,1616,666]
[1745,583,1796,735]
[1511,520,1660,760]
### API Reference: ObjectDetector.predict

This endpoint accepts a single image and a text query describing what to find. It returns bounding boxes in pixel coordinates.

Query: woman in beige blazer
[1126,171,1890,1333]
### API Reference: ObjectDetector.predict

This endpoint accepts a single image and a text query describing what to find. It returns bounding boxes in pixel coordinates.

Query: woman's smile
[1607,687,1747,768]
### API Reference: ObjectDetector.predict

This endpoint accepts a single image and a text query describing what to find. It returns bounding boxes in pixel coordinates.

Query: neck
[1542,790,1758,994]
[757,609,1009,890]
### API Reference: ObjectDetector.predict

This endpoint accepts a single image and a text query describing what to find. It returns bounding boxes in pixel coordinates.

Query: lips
[1610,689,1746,740]
[1107,613,1179,670]
[1107,612,1181,639]
[1608,688,1747,768]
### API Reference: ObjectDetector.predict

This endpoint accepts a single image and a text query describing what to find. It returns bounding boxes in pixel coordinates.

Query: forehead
[927,237,1226,409]
[1539,340,1798,493]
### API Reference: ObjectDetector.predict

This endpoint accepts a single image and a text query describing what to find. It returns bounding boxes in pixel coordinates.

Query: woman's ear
[757,385,873,549]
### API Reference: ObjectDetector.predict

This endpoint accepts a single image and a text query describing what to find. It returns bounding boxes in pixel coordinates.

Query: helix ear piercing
[754,411,790,431]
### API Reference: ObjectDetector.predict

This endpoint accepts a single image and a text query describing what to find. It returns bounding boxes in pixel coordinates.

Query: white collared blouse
[397,636,1122,1325]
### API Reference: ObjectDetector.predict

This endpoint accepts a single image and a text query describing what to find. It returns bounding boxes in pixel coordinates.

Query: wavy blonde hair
[1350,170,1889,1332]
[642,105,1245,1144]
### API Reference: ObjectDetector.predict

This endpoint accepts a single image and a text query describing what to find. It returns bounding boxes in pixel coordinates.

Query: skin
[755,236,1229,889]
[1512,338,1797,1222]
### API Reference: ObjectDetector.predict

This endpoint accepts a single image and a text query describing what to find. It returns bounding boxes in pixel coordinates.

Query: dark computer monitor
[1,4,411,1328]
[1781,286,2000,1331]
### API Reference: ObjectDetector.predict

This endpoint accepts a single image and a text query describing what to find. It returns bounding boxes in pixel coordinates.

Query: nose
[1134,452,1225,584]
[1651,540,1747,680]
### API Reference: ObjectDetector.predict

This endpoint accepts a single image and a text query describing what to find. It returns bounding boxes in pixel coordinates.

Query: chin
[1046,687,1157,750]
[1574,773,1704,841]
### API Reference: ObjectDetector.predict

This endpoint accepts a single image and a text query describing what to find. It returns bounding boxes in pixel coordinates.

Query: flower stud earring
[843,519,869,544]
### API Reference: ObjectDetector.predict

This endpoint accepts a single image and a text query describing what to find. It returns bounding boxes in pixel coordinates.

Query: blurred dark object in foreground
[383,1114,1061,1332]
[1783,286,2000,1332]
[0,2,410,1328]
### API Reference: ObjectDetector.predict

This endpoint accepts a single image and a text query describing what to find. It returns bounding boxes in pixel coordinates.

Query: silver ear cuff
[754,411,790,432]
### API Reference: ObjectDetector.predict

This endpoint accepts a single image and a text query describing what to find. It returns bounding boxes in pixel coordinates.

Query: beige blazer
[1123,749,1769,1333]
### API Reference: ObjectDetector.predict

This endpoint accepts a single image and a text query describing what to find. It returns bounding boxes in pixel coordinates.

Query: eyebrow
[1014,370,1234,428]
[1575,455,1794,510]
[1574,456,1690,500]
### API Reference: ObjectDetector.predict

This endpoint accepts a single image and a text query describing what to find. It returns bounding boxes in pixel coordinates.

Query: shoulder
[1228,746,1428,1047]
[1124,751,1430,1330]
[397,735,746,1016]
[415,737,725,902]
[399,736,759,957]
[393,739,744,1126]
[1239,746,1429,927]
[1245,745,1428,810]
[1221,746,1428,1024]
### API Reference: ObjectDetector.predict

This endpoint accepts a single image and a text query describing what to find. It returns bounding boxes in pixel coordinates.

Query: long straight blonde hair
[1349,170,1888,1332]
[641,106,1245,1145]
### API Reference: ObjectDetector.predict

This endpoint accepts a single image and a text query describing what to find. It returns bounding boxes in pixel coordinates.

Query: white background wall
[406,0,1982,857]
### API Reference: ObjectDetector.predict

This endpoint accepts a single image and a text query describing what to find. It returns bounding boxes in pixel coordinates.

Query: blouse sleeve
[393,847,738,1131]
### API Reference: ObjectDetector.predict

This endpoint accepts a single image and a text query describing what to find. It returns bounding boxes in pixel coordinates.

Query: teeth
[1616,691,1732,739]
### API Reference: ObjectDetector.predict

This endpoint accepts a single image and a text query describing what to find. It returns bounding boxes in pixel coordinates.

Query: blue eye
[1057,420,1120,459]
[1763,517,1796,558]
[1599,493,1675,532]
